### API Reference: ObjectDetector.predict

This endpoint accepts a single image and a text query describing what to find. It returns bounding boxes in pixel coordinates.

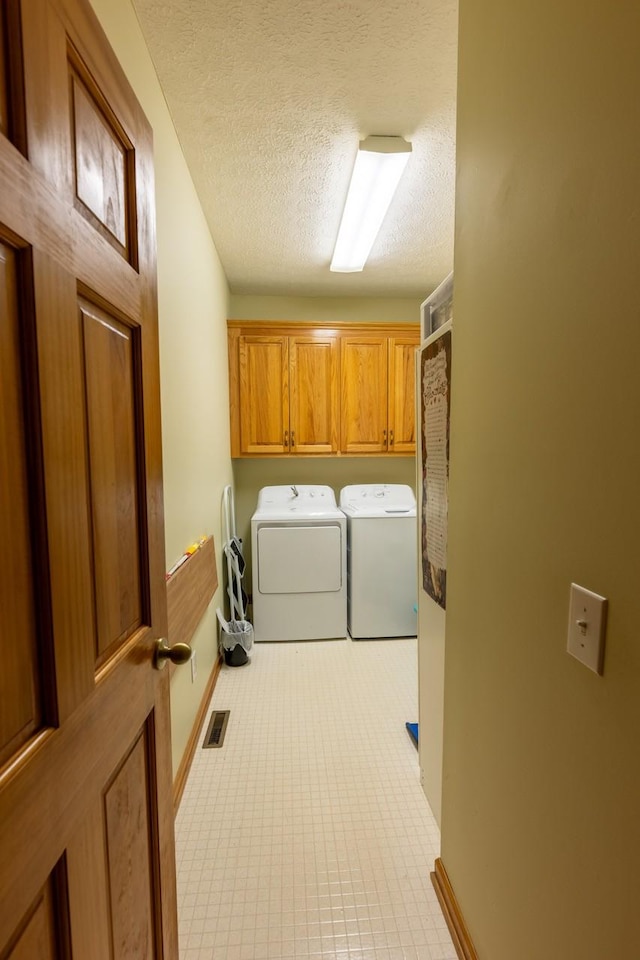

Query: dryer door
[257,524,342,594]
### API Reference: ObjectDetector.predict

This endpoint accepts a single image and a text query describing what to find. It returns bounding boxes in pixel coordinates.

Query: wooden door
[289,335,339,454]
[340,336,388,453]
[388,337,418,453]
[238,335,289,454]
[0,0,178,957]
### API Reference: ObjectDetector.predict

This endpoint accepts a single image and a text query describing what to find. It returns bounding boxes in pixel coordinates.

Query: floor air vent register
[203,711,230,749]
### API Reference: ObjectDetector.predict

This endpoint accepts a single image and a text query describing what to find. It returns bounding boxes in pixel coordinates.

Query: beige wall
[230,294,421,324]
[443,1,640,957]
[90,0,233,777]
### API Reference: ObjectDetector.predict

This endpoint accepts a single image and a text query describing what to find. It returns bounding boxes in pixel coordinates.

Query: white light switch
[567,583,607,675]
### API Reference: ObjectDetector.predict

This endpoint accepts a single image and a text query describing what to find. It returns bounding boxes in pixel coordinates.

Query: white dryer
[339,484,417,639]
[251,485,347,641]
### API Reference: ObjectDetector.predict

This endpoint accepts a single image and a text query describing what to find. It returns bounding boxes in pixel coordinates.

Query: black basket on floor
[220,619,253,668]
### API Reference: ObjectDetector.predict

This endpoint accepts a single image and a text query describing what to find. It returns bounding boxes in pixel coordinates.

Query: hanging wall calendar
[420,328,452,609]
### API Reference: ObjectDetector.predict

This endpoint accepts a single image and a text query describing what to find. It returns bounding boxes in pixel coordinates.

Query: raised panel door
[0,1,178,957]
[0,6,8,138]
[238,335,289,454]
[340,336,388,453]
[289,335,339,454]
[0,241,45,768]
[388,337,418,453]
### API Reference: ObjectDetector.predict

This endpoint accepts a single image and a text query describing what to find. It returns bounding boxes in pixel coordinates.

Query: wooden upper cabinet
[340,336,388,454]
[388,338,418,453]
[235,334,338,455]
[228,321,419,457]
[238,335,289,454]
[340,335,418,455]
[289,336,339,454]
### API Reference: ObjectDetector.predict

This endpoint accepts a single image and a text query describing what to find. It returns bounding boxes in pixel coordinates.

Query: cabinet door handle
[284,430,289,447]
[389,430,394,446]
[383,429,387,444]
[291,431,295,447]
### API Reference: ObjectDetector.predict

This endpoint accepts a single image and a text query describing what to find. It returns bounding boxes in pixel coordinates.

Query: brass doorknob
[154,638,193,670]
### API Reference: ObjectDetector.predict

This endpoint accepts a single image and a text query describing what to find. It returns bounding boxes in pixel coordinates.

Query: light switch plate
[567,583,607,674]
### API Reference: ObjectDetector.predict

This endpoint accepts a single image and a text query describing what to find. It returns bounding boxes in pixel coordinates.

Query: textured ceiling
[132,0,458,298]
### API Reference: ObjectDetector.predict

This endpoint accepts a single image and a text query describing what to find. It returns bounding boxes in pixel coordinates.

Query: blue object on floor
[405,722,419,747]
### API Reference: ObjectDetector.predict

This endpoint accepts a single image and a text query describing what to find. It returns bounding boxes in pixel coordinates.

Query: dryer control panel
[256,484,337,507]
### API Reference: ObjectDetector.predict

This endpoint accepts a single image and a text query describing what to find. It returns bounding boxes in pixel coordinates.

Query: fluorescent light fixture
[330,136,412,273]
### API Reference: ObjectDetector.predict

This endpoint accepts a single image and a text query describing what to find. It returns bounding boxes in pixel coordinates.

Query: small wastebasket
[219,614,254,667]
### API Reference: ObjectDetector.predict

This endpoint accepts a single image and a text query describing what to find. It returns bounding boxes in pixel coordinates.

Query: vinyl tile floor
[175,637,456,960]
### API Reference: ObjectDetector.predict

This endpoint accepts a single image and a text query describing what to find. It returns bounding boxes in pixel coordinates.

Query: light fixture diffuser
[330,136,412,273]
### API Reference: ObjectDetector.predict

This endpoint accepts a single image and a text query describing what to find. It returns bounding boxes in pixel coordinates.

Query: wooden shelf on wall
[166,536,220,812]
[166,536,218,658]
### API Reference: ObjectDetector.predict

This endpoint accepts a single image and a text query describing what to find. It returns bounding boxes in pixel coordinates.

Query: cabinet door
[388,337,418,453]
[290,336,339,454]
[238,336,289,454]
[340,337,388,453]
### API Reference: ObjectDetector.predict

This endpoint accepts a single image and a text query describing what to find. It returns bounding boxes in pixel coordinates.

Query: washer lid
[339,483,416,518]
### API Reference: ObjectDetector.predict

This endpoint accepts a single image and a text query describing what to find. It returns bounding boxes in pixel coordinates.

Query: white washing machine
[251,485,347,641]
[339,484,417,639]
